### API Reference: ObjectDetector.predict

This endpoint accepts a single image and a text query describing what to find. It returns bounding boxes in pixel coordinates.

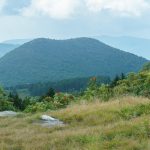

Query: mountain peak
[0,37,147,86]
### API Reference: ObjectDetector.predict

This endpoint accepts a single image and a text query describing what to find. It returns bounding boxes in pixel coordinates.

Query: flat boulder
[34,115,64,128]
[41,115,58,121]
[0,111,18,117]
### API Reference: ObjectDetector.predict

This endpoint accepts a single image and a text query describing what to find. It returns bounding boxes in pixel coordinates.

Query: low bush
[53,93,75,108]
[24,93,75,113]
[24,102,55,113]
[0,87,15,111]
[0,99,15,111]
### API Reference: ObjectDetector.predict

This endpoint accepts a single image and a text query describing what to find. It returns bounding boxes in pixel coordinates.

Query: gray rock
[33,115,64,127]
[41,115,58,121]
[0,111,18,117]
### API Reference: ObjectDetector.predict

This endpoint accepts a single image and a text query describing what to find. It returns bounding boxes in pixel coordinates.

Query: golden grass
[0,96,150,150]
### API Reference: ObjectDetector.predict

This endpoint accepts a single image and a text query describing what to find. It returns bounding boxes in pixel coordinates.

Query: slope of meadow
[0,96,150,150]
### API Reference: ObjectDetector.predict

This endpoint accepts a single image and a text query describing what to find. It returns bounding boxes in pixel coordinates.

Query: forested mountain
[95,36,150,59]
[2,39,31,45]
[0,39,31,58]
[0,43,19,58]
[0,37,147,86]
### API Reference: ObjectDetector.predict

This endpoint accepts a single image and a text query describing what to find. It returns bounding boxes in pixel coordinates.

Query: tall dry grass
[0,96,150,150]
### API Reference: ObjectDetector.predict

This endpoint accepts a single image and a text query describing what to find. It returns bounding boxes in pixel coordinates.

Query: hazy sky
[0,0,150,41]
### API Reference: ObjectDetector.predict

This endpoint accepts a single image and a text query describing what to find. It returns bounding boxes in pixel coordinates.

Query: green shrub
[83,82,112,101]
[0,99,15,111]
[0,87,15,111]
[83,77,100,100]
[113,83,129,96]
[53,93,75,108]
[97,85,112,101]
[43,96,54,103]
[24,92,75,113]
[24,102,54,113]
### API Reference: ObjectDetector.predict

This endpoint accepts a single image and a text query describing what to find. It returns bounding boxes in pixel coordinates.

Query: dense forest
[1,62,150,113]
[0,38,147,86]
[6,76,110,96]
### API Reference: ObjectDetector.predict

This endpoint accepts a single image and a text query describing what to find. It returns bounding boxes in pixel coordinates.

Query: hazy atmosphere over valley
[0,1,150,150]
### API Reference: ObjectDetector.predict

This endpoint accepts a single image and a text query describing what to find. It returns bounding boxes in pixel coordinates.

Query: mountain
[2,39,31,45]
[0,43,19,58]
[0,39,31,57]
[0,37,148,86]
[95,36,150,60]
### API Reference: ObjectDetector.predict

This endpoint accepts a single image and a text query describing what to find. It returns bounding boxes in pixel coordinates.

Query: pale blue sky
[0,0,150,41]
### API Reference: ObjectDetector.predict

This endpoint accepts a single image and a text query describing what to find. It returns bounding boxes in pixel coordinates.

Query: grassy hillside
[0,37,147,86]
[0,96,150,150]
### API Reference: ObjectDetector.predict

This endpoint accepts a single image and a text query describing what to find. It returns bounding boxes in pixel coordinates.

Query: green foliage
[9,93,22,110]
[53,93,75,108]
[83,78,112,101]
[39,88,56,102]
[45,88,55,98]
[24,102,54,113]
[114,70,150,98]
[0,99,15,111]
[7,76,111,97]
[141,62,150,72]
[82,63,150,101]
[1,86,76,113]
[83,77,99,100]
[97,85,112,101]
[21,97,33,110]
[8,93,32,111]
[119,104,150,120]
[24,92,75,113]
[110,75,120,88]
[1,62,150,113]
[110,73,126,88]
[0,87,15,111]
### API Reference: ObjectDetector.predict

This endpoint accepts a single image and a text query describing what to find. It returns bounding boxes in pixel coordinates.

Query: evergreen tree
[121,73,126,80]
[46,88,55,98]
[8,92,23,110]
[110,75,120,88]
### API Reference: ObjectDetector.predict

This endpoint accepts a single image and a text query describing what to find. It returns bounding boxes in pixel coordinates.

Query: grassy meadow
[0,96,150,150]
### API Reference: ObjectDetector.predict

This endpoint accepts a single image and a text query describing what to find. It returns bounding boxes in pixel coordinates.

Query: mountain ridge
[0,37,147,86]
[95,35,150,59]
[0,43,19,58]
